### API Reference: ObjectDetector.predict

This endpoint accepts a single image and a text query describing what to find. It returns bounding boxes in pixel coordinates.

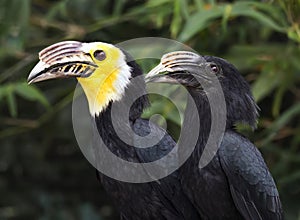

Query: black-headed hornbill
[27,42,200,220]
[147,51,284,220]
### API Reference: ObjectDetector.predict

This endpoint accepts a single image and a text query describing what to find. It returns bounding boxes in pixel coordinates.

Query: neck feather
[78,64,131,116]
[94,76,149,158]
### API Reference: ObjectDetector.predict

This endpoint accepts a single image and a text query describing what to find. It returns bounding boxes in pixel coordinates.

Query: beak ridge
[27,41,98,84]
[146,51,202,83]
[28,61,51,84]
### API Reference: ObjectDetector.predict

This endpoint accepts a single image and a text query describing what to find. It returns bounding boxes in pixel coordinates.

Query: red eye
[210,64,219,73]
[94,50,106,61]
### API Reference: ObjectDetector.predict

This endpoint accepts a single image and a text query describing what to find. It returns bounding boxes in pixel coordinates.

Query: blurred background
[0,0,300,219]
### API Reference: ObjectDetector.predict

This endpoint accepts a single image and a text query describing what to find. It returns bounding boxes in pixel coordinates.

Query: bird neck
[184,90,212,154]
[93,75,149,158]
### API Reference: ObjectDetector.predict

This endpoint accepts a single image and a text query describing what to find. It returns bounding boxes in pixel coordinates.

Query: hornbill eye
[210,64,219,73]
[94,50,106,61]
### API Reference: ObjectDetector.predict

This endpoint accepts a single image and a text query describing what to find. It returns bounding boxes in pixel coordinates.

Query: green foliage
[0,0,30,56]
[179,1,287,41]
[0,82,49,117]
[0,0,299,219]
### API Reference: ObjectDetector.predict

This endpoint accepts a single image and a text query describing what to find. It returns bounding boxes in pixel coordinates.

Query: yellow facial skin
[77,42,131,116]
[27,41,132,116]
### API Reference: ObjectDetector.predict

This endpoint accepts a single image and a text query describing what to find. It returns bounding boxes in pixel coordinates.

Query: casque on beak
[28,41,98,84]
[146,51,205,85]
[145,51,208,87]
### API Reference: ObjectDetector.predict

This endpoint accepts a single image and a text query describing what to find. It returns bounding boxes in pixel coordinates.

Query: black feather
[168,55,284,220]
[93,54,200,220]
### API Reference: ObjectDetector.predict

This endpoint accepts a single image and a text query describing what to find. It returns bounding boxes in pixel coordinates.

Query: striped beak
[146,51,204,84]
[28,41,98,84]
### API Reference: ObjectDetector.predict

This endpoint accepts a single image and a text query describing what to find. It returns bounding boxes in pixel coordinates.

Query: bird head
[146,51,259,128]
[28,41,134,116]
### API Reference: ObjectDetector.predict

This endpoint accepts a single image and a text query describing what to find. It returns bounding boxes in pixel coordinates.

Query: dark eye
[93,50,106,61]
[210,64,219,73]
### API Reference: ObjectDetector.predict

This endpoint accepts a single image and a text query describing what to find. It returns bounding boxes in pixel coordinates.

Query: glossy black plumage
[160,55,283,220]
[93,55,200,220]
[27,42,200,220]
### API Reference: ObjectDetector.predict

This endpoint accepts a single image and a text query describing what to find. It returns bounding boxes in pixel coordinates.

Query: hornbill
[27,42,200,220]
[147,51,283,220]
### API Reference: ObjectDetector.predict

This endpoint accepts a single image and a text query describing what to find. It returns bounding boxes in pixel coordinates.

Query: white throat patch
[90,57,132,117]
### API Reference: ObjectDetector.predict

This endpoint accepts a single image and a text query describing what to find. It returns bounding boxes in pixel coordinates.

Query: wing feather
[133,118,200,220]
[219,131,283,220]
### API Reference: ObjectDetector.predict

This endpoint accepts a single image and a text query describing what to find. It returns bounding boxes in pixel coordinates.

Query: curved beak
[146,51,205,84]
[28,41,98,84]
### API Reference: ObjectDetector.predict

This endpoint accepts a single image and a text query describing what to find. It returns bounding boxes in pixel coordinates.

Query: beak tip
[27,71,39,84]
[27,76,34,84]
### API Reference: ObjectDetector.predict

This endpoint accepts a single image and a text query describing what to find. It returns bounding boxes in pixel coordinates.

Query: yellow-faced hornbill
[147,51,284,220]
[27,42,200,220]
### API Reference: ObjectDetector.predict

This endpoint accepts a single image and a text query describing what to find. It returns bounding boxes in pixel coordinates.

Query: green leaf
[179,5,224,41]
[252,70,280,102]
[0,86,6,101]
[14,83,50,108]
[179,1,286,42]
[112,0,125,16]
[261,103,300,145]
[193,0,204,9]
[146,0,171,8]
[221,4,232,32]
[272,84,286,117]
[287,26,300,43]
[248,1,287,27]
[6,86,17,117]
[180,0,189,20]
[230,2,285,33]
[171,0,182,37]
